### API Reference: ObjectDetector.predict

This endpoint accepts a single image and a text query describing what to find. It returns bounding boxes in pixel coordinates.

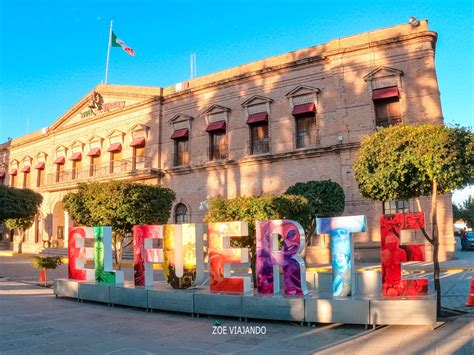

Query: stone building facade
[0,20,455,262]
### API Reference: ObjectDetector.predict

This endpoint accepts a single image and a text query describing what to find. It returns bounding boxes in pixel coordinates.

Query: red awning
[69,152,82,161]
[87,148,101,157]
[170,128,189,140]
[21,166,30,173]
[246,112,268,125]
[54,156,65,165]
[35,162,45,170]
[10,169,17,176]
[372,86,399,100]
[292,103,316,116]
[0,172,5,178]
[206,120,226,133]
[130,137,146,148]
[107,143,122,153]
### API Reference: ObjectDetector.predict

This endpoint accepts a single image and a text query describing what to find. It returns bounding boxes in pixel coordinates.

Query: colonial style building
[0,20,455,262]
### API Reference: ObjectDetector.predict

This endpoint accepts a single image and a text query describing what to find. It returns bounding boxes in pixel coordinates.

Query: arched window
[174,203,188,224]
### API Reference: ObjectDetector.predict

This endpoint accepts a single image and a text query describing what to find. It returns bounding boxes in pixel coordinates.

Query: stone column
[64,210,69,248]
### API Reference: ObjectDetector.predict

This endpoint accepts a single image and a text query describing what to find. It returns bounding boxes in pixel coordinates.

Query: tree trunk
[250,245,257,288]
[431,180,441,317]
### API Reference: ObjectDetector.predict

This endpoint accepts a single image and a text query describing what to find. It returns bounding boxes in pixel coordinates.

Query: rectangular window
[0,177,4,185]
[250,124,269,155]
[174,139,190,166]
[72,160,81,180]
[383,200,410,215]
[209,132,227,161]
[10,175,15,187]
[109,151,122,174]
[374,97,401,128]
[90,156,100,177]
[23,173,30,189]
[295,115,317,148]
[55,164,64,183]
[133,147,145,170]
[36,169,44,187]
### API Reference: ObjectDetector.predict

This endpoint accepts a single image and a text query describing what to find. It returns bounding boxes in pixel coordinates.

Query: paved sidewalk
[0,278,473,354]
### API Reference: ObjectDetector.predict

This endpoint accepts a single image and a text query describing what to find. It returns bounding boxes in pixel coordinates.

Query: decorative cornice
[164,142,360,175]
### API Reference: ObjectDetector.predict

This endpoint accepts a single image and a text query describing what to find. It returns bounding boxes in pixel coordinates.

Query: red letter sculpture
[68,227,95,281]
[381,213,428,297]
[208,222,251,293]
[133,225,163,287]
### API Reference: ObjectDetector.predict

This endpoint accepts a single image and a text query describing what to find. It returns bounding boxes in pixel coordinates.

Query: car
[466,231,474,249]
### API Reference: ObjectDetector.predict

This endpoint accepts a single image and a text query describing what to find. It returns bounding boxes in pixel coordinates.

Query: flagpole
[104,20,113,84]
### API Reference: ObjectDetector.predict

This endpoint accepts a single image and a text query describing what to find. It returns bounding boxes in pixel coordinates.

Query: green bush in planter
[31,256,63,270]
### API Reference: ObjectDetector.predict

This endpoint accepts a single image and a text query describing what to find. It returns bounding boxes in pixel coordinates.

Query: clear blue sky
[0,0,472,143]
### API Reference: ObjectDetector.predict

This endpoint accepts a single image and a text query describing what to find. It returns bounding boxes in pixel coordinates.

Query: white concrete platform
[109,282,148,308]
[305,293,370,324]
[193,290,242,318]
[78,282,110,303]
[53,279,437,326]
[370,295,437,326]
[242,291,305,322]
[54,278,79,299]
[147,282,196,314]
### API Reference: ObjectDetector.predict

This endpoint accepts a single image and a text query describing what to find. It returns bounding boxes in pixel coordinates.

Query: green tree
[353,123,474,317]
[0,185,43,220]
[205,194,311,287]
[285,180,345,244]
[452,203,463,222]
[457,198,474,228]
[63,181,176,268]
[1,186,43,253]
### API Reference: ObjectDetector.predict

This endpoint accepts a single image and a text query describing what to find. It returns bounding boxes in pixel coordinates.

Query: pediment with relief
[48,88,154,132]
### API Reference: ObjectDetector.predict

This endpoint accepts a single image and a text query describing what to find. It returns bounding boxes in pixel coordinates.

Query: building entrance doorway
[52,202,65,248]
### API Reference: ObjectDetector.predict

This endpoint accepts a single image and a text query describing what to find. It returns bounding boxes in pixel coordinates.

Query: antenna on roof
[190,52,197,80]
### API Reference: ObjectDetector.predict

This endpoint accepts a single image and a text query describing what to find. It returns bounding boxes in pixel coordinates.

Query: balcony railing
[248,138,270,155]
[375,116,402,128]
[44,156,153,187]
[295,130,318,148]
[208,144,228,161]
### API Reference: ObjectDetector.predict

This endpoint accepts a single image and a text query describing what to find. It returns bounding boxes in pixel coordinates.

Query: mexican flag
[111,31,136,56]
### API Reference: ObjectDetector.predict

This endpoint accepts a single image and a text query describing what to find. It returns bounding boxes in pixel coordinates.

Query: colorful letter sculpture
[133,225,163,287]
[93,227,124,285]
[316,216,367,297]
[208,222,251,293]
[380,212,428,297]
[68,227,95,281]
[256,220,308,296]
[162,224,205,289]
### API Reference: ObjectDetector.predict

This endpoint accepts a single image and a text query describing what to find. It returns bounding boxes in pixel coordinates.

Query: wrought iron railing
[248,138,270,155]
[375,116,402,128]
[45,156,152,186]
[295,130,318,149]
[208,143,228,161]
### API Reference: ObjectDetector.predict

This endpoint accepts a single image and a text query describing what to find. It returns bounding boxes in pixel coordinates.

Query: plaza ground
[0,250,474,354]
